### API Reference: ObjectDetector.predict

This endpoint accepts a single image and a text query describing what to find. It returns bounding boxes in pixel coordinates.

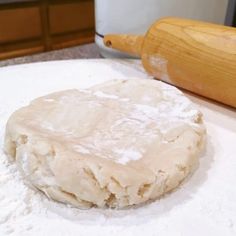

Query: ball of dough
[4,79,206,208]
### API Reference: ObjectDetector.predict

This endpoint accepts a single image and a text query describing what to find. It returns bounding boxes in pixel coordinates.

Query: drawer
[0,7,42,43]
[49,1,95,35]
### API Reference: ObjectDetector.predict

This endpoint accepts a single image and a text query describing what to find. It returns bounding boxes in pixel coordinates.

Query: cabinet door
[0,7,42,43]
[49,0,95,49]
[49,1,94,35]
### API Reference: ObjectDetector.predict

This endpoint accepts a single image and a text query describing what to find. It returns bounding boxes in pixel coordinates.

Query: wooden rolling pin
[103,17,236,108]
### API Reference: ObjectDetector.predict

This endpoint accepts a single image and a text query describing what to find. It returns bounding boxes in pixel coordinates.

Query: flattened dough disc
[4,79,206,208]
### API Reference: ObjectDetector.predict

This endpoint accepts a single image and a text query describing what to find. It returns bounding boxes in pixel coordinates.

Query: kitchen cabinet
[0,0,95,60]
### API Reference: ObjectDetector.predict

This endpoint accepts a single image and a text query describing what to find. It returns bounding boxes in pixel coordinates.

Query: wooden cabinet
[49,1,94,34]
[0,0,95,60]
[49,1,94,49]
[0,7,41,43]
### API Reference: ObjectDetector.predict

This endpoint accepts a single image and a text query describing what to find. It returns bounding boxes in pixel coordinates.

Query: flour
[113,148,143,164]
[93,91,119,99]
[0,60,236,236]
[43,98,55,102]
[73,145,91,154]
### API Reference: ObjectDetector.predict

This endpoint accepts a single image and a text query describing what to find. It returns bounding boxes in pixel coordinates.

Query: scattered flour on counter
[0,60,236,236]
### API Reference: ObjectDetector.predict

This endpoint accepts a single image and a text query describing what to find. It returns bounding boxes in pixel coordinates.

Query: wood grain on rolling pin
[142,18,236,108]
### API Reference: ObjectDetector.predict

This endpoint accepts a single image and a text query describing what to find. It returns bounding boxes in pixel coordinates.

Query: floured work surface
[0,60,235,236]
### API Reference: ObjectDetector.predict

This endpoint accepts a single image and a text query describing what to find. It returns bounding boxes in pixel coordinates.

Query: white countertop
[0,59,235,236]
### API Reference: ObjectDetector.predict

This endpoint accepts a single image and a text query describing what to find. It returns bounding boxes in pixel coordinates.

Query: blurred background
[0,0,235,61]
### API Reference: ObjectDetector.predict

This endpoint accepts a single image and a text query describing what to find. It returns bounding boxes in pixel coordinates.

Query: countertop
[0,59,235,235]
[0,43,101,67]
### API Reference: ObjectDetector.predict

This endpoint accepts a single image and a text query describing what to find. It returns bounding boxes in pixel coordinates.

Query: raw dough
[4,79,206,208]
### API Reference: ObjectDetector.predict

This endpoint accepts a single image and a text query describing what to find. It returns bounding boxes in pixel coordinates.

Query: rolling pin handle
[103,34,144,56]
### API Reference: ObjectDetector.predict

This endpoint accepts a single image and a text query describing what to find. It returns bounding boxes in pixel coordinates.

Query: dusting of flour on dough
[73,145,91,154]
[93,91,119,99]
[44,98,55,102]
[113,148,142,164]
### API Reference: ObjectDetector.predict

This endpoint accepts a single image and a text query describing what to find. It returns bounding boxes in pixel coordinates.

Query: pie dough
[4,79,206,208]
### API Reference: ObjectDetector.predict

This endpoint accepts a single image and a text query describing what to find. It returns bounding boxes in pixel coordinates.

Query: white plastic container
[95,0,229,58]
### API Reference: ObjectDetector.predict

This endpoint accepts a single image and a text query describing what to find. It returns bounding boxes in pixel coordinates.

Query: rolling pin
[103,17,236,108]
